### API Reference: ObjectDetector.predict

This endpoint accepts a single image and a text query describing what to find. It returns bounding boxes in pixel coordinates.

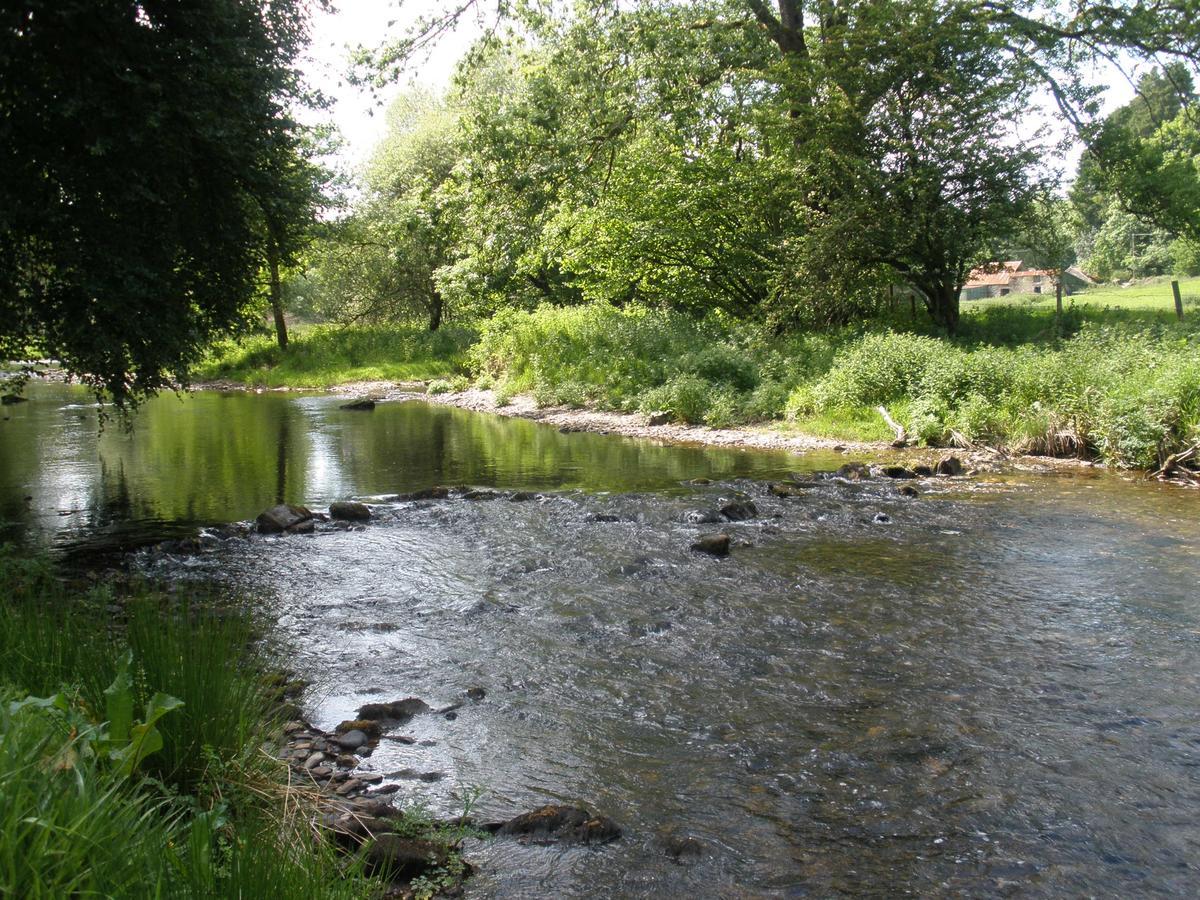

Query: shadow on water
[6,382,1200,896]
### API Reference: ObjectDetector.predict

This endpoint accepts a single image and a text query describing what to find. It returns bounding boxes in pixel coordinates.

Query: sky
[300,0,481,169]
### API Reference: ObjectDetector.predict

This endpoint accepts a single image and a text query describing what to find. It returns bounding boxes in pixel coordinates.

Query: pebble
[304,752,326,769]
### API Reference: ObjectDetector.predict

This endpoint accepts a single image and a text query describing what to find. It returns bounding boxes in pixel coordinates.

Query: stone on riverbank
[365,835,453,880]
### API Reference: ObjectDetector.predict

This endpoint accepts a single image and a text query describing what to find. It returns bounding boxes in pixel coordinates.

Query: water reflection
[0,383,827,550]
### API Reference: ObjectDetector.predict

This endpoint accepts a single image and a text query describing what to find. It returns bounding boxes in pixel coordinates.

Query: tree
[312,90,461,331]
[361,0,1199,331]
[0,0,325,406]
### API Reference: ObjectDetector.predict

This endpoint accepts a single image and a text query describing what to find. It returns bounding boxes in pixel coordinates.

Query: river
[4,383,1200,897]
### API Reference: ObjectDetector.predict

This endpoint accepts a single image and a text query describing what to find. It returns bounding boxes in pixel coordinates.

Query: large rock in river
[256,504,314,534]
[329,501,371,521]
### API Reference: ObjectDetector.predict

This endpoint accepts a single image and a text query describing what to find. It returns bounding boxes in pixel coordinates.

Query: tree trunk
[923,280,960,333]
[427,296,443,332]
[268,242,288,350]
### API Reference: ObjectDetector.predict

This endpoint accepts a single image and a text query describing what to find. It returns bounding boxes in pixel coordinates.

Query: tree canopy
[324,0,1198,333]
[0,0,326,406]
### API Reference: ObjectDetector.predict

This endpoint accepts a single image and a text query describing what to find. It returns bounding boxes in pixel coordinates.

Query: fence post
[1172,280,1184,320]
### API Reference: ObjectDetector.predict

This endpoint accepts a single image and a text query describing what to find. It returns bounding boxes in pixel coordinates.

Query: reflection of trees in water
[9,388,805,543]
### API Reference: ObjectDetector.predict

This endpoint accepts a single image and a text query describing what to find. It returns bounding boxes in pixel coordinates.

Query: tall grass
[0,548,385,898]
[469,302,1200,467]
[195,322,475,388]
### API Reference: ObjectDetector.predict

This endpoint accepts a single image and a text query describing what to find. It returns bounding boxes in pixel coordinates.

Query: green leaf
[103,650,135,744]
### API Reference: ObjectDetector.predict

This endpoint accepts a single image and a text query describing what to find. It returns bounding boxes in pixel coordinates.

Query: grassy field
[965,275,1200,314]
[194,323,475,388]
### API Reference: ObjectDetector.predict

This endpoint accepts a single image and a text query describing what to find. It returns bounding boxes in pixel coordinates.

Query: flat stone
[358,772,384,784]
[311,766,333,778]
[335,779,363,796]
[496,805,622,845]
[340,399,375,411]
[304,752,326,769]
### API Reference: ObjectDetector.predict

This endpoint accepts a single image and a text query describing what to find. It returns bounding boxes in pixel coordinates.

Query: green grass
[965,275,1200,314]
[195,323,476,388]
[469,301,1200,468]
[0,548,395,898]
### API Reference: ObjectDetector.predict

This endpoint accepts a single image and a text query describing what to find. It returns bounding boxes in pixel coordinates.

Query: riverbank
[0,549,468,897]
[186,298,1200,472]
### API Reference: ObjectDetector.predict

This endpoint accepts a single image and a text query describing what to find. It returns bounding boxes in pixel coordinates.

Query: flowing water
[4,383,1200,897]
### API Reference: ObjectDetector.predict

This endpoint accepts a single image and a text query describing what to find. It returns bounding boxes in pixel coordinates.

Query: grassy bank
[195,323,476,388]
[469,302,1200,468]
[0,548,448,897]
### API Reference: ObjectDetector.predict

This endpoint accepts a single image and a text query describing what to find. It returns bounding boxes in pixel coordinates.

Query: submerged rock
[462,489,500,501]
[936,455,964,476]
[835,462,871,480]
[256,503,314,534]
[329,501,371,521]
[691,533,731,557]
[683,509,722,524]
[1,394,28,405]
[494,805,622,845]
[403,486,450,501]
[720,500,758,521]
[340,399,376,411]
[768,482,805,498]
[879,465,917,479]
[356,697,431,722]
[898,484,919,498]
[662,834,706,865]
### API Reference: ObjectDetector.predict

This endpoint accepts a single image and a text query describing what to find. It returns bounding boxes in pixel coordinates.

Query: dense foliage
[313,0,1198,335]
[0,0,327,406]
[469,294,1200,467]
